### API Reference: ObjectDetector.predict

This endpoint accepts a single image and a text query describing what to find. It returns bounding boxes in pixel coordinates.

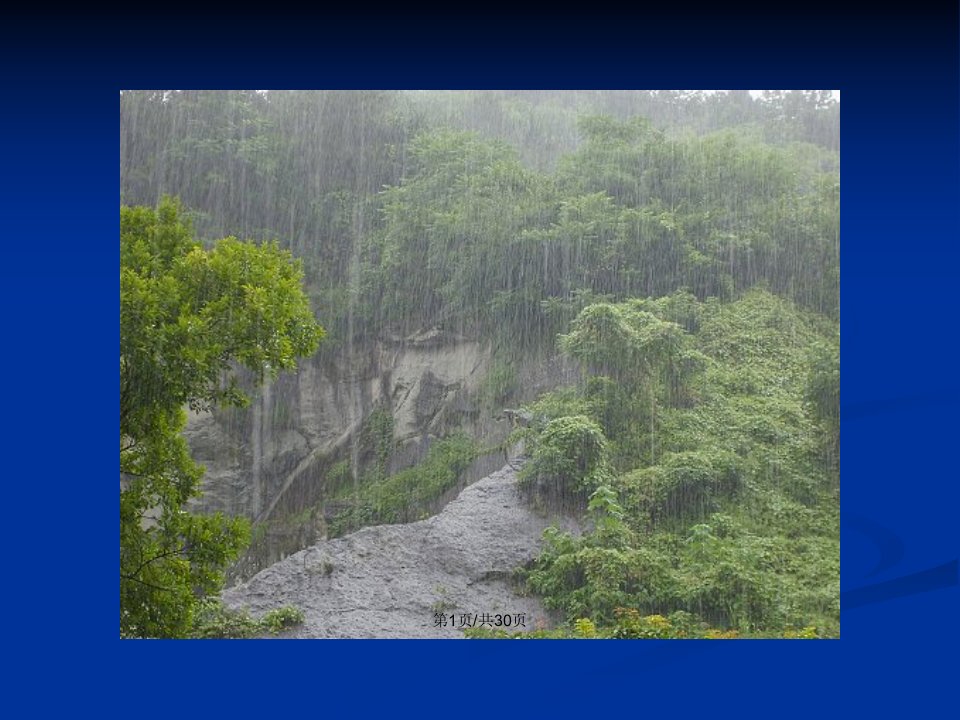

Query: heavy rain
[120,90,839,639]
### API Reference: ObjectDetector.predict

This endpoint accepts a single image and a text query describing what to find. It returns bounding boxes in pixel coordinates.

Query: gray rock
[222,464,580,638]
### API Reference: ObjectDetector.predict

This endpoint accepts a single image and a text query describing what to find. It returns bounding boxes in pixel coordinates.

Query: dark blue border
[9,7,958,717]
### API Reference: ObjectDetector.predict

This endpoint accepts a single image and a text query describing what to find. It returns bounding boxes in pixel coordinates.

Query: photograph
[120,89,840,639]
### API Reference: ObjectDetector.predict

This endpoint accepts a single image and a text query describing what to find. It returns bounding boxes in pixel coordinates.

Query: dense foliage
[519,291,839,635]
[120,198,322,637]
[122,90,838,347]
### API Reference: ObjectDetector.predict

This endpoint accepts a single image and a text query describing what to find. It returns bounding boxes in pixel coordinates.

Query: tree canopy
[120,197,323,637]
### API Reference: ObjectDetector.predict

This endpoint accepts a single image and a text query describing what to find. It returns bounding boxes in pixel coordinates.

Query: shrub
[190,599,305,638]
[330,434,479,535]
[261,606,306,633]
[519,415,608,500]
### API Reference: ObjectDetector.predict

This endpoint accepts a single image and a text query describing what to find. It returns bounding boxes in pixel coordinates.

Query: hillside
[120,90,839,638]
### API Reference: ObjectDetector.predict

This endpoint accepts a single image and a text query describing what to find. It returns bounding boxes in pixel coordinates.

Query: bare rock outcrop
[222,464,579,638]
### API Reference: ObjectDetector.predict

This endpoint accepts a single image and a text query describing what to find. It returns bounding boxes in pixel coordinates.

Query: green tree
[519,415,609,506]
[559,300,704,464]
[120,197,324,638]
[372,128,554,339]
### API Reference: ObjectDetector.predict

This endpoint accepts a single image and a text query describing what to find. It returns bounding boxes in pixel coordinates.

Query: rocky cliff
[184,328,578,581]
[187,330,488,514]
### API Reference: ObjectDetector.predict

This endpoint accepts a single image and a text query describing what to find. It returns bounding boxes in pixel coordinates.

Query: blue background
[5,6,957,717]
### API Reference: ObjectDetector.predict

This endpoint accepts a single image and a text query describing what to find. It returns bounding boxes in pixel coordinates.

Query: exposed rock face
[182,327,580,582]
[184,332,492,525]
[222,464,580,638]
